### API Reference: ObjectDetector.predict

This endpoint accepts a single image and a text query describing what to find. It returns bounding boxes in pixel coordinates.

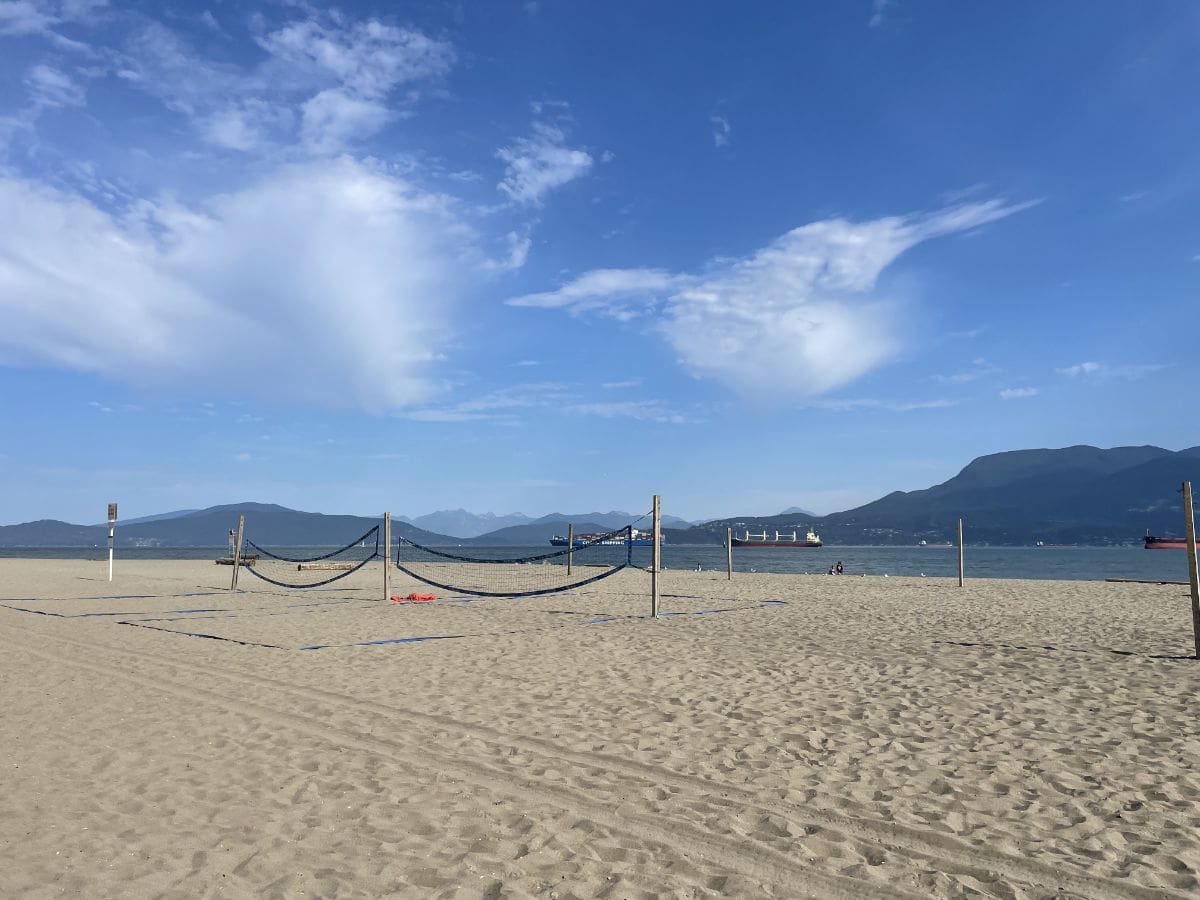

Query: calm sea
[2,544,1192,583]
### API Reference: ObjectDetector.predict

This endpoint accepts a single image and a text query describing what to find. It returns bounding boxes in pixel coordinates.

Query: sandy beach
[1,558,1197,899]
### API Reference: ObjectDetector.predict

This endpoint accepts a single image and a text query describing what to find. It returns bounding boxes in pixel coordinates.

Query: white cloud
[507,199,1035,397]
[497,122,593,204]
[567,400,696,424]
[0,0,104,36]
[812,397,955,412]
[299,88,391,153]
[932,357,999,384]
[999,387,1039,399]
[113,15,452,154]
[710,114,730,147]
[200,99,292,152]
[869,0,892,27]
[1119,191,1147,202]
[0,1,54,35]
[25,63,85,108]
[1059,361,1166,380]
[256,17,454,99]
[402,383,571,422]
[507,268,680,320]
[0,158,482,409]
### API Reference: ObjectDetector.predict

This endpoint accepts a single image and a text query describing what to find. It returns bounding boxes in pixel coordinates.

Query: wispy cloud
[999,387,1039,399]
[811,397,956,412]
[869,0,893,28]
[567,400,698,424]
[507,268,681,321]
[0,0,105,38]
[25,63,85,108]
[932,358,1000,384]
[112,14,454,155]
[497,120,593,204]
[1059,361,1166,379]
[1119,190,1148,202]
[507,199,1036,397]
[402,383,572,423]
[0,158,483,409]
[710,114,730,147]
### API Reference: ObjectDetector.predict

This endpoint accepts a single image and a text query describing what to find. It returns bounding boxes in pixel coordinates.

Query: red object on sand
[392,593,436,603]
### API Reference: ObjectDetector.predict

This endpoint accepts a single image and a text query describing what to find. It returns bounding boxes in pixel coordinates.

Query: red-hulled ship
[731,528,822,548]
[1144,534,1190,550]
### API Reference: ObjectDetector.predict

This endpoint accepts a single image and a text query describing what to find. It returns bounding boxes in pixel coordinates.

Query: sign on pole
[107,502,118,582]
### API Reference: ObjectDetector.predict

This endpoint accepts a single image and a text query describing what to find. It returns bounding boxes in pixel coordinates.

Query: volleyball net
[241,525,381,589]
[394,520,650,598]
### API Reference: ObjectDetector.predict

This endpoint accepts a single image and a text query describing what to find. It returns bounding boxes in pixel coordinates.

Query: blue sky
[0,1,1196,526]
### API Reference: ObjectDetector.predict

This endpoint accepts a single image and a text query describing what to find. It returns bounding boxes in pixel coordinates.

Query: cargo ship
[732,528,822,548]
[1144,534,1190,550]
[550,528,660,547]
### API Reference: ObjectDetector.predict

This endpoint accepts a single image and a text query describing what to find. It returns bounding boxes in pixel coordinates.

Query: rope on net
[394,523,646,598]
[397,523,633,565]
[241,526,381,589]
[245,525,380,562]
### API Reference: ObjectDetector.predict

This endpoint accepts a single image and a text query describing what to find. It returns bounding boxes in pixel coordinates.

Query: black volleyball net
[394,522,650,598]
[242,525,381,589]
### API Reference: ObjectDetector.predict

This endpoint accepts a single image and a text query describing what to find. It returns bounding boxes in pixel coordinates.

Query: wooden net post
[651,495,661,618]
[230,514,245,591]
[957,518,964,587]
[383,512,392,603]
[1182,482,1200,659]
[726,526,733,580]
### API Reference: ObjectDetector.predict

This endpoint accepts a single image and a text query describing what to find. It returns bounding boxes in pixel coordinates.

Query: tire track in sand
[3,615,1190,900]
[4,623,916,900]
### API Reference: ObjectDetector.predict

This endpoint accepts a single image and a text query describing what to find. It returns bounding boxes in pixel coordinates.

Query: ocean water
[1,544,1193,583]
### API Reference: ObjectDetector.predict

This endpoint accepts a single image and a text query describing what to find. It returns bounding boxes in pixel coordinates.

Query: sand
[1,558,1197,899]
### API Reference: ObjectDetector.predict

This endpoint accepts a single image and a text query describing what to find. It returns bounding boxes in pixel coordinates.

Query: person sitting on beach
[827,565,835,575]
[835,561,844,575]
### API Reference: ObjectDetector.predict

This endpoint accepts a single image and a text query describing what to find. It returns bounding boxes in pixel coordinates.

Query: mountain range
[2,445,1197,547]
[675,444,1200,546]
[398,509,694,538]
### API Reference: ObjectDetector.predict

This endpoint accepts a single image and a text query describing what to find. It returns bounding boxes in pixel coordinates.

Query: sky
[1,1,1197,526]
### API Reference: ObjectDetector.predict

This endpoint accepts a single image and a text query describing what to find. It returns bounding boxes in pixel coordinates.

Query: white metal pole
[106,502,117,582]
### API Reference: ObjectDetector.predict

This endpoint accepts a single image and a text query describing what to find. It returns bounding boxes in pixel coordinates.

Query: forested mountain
[671,445,1200,546]
[3,446,1197,547]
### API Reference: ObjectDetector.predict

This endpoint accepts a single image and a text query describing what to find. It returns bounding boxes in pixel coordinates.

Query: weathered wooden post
[567,523,574,576]
[1183,482,1200,658]
[726,526,733,580]
[230,514,245,591]
[651,495,661,618]
[957,518,965,587]
[383,512,392,602]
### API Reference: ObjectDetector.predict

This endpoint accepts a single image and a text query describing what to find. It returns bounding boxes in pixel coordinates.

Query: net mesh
[395,521,650,598]
[242,525,381,589]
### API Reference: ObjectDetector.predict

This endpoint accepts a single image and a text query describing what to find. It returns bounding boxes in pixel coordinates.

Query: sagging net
[242,525,381,589]
[395,522,650,598]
